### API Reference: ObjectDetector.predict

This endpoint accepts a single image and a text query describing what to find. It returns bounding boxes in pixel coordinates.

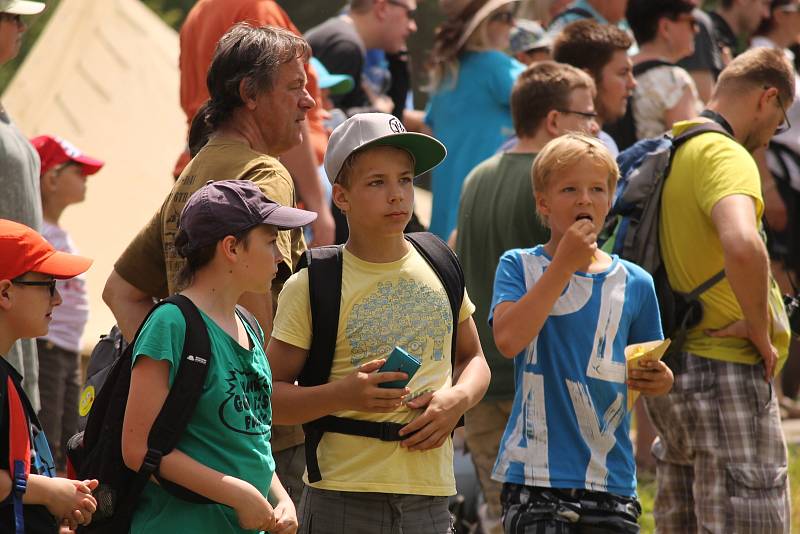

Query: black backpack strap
[405,233,465,365]
[687,270,726,301]
[298,245,344,484]
[235,305,264,349]
[121,295,215,512]
[633,59,673,77]
[404,233,467,430]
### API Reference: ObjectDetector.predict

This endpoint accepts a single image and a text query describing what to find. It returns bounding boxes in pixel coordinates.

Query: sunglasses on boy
[0,13,23,25]
[12,278,57,297]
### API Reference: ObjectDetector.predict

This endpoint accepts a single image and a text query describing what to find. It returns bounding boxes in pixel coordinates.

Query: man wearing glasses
[645,47,794,533]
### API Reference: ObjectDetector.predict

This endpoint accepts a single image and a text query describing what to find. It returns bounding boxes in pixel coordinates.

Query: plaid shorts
[298,486,454,534]
[644,351,790,533]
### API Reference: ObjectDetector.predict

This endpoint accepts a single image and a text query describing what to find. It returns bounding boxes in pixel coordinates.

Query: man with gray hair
[103,22,314,506]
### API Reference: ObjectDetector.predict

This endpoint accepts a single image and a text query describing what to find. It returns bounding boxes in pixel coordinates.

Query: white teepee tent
[3,0,183,351]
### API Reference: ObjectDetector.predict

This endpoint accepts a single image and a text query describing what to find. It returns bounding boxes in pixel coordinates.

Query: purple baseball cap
[176,180,317,255]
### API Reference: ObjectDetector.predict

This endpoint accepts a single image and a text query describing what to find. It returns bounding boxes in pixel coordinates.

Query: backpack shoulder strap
[405,233,465,347]
[633,59,673,77]
[672,121,732,149]
[126,295,215,505]
[235,305,265,349]
[1,363,30,534]
[298,245,344,388]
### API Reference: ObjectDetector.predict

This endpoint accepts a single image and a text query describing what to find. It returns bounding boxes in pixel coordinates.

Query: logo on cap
[389,118,406,134]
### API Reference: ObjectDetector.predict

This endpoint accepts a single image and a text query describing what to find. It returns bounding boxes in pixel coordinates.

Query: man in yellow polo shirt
[645,47,793,533]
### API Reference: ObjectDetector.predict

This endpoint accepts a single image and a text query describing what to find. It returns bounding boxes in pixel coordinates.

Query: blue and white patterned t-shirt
[489,246,662,496]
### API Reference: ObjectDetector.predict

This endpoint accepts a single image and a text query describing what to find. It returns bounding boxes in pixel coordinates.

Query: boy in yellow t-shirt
[269,113,490,534]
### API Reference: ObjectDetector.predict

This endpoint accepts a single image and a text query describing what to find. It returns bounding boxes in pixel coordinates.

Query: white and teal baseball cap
[310,57,354,96]
[0,0,45,15]
[324,113,446,185]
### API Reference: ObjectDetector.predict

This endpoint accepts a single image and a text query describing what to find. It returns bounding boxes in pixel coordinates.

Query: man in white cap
[269,112,490,534]
[0,0,46,410]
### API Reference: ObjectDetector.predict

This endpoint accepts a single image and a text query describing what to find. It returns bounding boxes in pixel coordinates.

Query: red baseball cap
[30,135,104,177]
[0,220,92,281]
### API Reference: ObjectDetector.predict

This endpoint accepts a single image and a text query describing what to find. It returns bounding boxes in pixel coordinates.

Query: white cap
[0,0,45,15]
[324,113,447,184]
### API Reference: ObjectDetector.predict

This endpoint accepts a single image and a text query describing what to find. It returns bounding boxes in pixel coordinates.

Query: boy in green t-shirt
[269,113,491,534]
[0,218,98,532]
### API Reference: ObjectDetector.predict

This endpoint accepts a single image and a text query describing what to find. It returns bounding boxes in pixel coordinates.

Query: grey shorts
[644,351,790,533]
[298,485,454,534]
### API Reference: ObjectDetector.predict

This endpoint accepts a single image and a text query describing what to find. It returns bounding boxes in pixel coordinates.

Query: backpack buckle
[12,463,26,495]
[378,422,407,441]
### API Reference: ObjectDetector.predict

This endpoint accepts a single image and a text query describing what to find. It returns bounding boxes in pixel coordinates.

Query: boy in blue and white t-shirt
[489,133,674,533]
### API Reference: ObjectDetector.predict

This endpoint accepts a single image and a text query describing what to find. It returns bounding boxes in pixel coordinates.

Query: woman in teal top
[121,180,316,533]
[425,0,525,241]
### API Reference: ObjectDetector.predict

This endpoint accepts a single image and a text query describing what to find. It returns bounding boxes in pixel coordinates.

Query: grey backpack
[600,122,730,353]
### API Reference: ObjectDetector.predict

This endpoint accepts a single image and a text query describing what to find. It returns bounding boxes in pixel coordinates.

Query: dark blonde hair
[714,46,795,103]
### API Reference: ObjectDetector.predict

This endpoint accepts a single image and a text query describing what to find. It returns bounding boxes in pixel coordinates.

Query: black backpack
[68,295,262,533]
[296,232,464,483]
[604,60,675,152]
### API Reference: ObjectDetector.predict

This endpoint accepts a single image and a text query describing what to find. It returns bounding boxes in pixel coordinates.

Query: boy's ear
[535,191,550,220]
[218,235,240,263]
[331,183,350,214]
[41,168,59,193]
[0,280,13,311]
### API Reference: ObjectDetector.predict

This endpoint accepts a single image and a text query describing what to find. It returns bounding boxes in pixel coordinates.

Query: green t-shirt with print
[130,303,275,534]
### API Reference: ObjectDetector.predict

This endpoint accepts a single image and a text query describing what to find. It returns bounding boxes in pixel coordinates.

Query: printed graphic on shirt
[490,246,662,496]
[218,368,272,435]
[346,278,451,367]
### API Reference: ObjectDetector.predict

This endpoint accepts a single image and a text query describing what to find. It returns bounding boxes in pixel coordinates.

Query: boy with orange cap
[0,218,98,532]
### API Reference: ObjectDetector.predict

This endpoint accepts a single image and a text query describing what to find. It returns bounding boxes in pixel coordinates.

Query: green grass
[636,445,800,533]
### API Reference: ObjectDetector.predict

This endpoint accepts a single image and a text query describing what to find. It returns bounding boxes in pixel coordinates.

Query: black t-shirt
[0,358,58,533]
[678,8,725,80]
[305,17,372,115]
[709,11,739,57]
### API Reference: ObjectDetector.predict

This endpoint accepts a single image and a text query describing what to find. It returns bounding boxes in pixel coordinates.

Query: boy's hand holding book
[626,340,674,411]
[335,359,409,412]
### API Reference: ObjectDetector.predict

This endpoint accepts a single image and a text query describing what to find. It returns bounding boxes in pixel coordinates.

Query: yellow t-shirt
[660,119,790,366]
[272,245,475,496]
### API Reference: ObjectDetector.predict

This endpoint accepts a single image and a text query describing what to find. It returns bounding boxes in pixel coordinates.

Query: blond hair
[714,47,795,103]
[531,133,619,225]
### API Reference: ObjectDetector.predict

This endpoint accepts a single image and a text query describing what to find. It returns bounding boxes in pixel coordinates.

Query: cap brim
[2,0,45,15]
[324,74,355,96]
[30,250,92,279]
[366,133,447,178]
[264,205,318,231]
[72,154,104,175]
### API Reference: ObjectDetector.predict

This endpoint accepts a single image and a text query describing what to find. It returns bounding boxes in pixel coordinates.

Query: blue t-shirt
[425,50,525,240]
[489,246,662,496]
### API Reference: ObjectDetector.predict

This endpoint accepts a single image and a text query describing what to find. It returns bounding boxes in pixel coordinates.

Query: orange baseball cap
[0,219,92,281]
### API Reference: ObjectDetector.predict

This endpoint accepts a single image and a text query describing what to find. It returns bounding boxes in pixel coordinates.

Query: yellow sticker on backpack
[79,385,95,417]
